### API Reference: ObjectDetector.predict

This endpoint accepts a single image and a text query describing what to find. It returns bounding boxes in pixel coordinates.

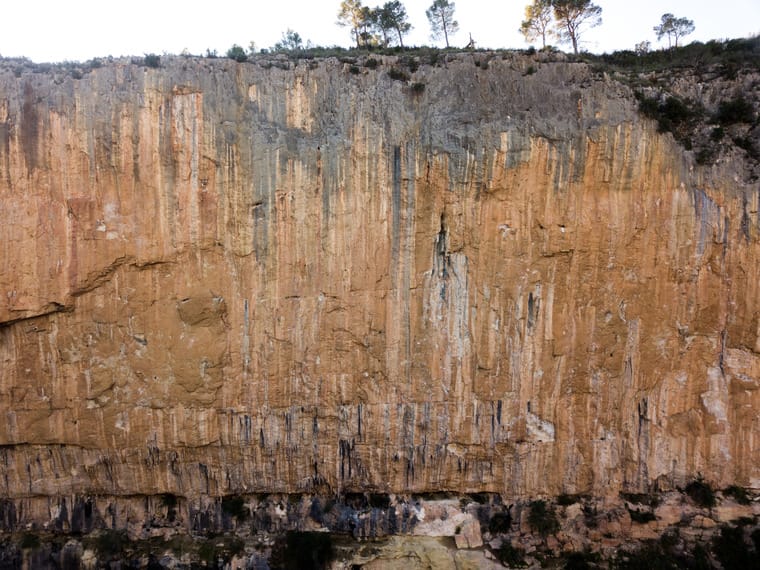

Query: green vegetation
[143,53,161,68]
[712,524,759,569]
[226,44,248,62]
[620,493,660,507]
[552,0,603,55]
[585,35,760,73]
[723,484,751,505]
[467,492,492,504]
[159,493,178,522]
[159,493,178,508]
[399,54,419,71]
[617,540,680,570]
[684,477,716,508]
[628,507,657,524]
[654,13,695,49]
[271,531,335,570]
[377,1,413,48]
[88,529,130,560]
[368,493,391,508]
[528,499,560,537]
[715,97,755,125]
[590,36,759,167]
[636,93,700,138]
[221,495,249,520]
[197,535,245,565]
[337,0,370,48]
[557,493,584,506]
[488,510,513,534]
[615,532,712,570]
[272,29,306,53]
[563,551,601,569]
[520,0,555,49]
[309,498,325,523]
[337,1,411,49]
[494,543,527,567]
[634,92,706,156]
[19,533,40,550]
[426,0,459,48]
[388,67,410,81]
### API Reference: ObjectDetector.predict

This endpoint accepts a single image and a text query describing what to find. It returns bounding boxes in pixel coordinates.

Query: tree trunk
[396,27,404,48]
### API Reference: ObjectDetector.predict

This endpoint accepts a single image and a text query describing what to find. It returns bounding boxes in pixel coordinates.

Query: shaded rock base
[0,487,757,568]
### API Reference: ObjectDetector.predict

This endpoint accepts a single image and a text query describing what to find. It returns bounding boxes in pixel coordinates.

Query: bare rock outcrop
[0,53,758,519]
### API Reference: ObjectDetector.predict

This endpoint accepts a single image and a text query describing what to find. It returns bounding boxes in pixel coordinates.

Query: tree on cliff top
[551,0,602,54]
[520,0,555,49]
[377,1,412,48]
[272,29,306,53]
[426,0,459,48]
[338,0,369,48]
[654,13,695,49]
[226,44,248,62]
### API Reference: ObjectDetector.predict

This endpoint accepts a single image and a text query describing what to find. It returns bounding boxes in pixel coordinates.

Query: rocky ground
[0,485,757,568]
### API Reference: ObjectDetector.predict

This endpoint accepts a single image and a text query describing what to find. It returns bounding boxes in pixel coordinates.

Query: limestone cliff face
[0,53,758,505]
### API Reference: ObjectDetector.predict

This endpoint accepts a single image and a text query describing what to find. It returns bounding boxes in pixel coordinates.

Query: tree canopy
[520,0,555,49]
[272,29,305,53]
[552,0,602,54]
[337,0,368,48]
[654,13,695,49]
[338,0,412,48]
[426,0,459,48]
[377,1,412,48]
[226,44,248,62]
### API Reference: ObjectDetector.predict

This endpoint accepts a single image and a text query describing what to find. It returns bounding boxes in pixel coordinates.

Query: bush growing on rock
[143,53,160,68]
[90,529,130,560]
[712,524,759,569]
[723,485,750,505]
[628,507,657,524]
[197,535,245,565]
[271,531,335,570]
[684,477,716,508]
[563,550,600,569]
[528,499,560,537]
[715,96,755,125]
[557,493,585,506]
[221,495,249,520]
[488,510,512,534]
[494,543,526,567]
[226,44,248,62]
[19,533,40,550]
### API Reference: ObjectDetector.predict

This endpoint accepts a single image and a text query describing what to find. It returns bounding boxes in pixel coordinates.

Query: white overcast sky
[3,0,759,62]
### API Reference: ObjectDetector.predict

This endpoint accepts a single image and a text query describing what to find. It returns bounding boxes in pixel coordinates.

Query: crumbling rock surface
[0,53,758,520]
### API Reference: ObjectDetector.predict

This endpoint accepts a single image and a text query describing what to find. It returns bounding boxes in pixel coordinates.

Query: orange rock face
[0,55,757,503]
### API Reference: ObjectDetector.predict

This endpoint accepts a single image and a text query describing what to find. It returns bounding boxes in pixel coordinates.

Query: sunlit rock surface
[0,53,758,519]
